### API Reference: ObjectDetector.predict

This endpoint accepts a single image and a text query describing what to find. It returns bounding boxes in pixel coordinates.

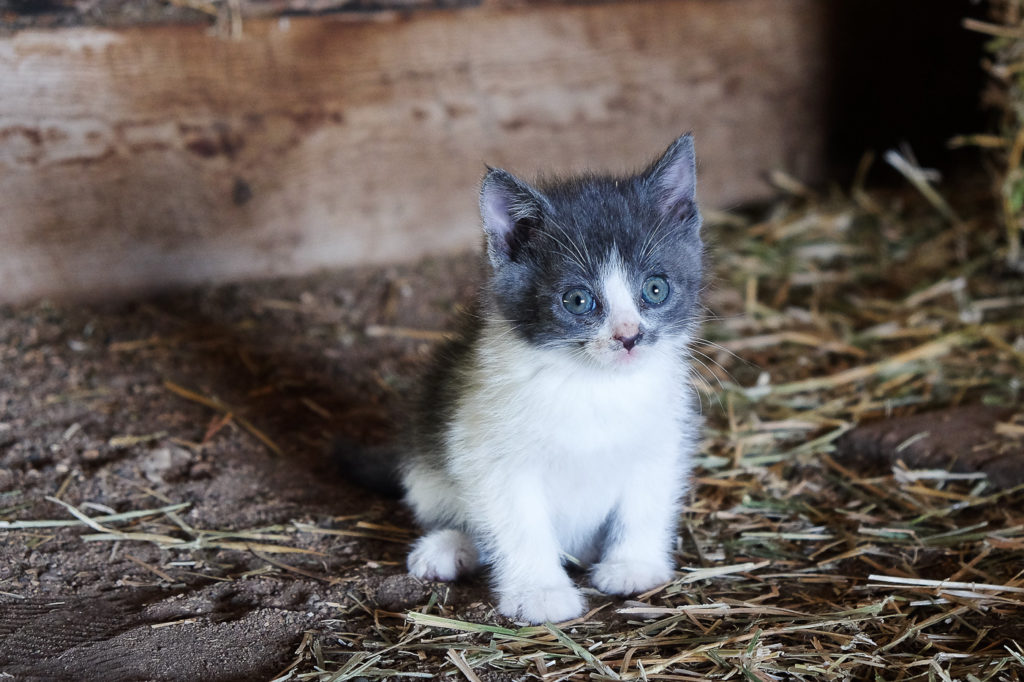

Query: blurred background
[0,0,990,303]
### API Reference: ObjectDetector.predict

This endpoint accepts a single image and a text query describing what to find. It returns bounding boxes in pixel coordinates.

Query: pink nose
[615,331,643,351]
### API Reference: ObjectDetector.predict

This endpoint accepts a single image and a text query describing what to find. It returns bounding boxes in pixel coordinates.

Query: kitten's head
[479,134,703,369]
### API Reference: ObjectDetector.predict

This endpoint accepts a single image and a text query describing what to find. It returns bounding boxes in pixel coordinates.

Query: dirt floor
[0,253,487,681]
[2,182,1024,680]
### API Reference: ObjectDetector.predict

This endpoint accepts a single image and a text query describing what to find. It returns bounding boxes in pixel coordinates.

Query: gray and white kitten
[356,135,703,624]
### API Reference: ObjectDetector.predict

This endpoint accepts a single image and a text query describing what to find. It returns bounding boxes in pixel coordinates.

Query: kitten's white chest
[450,329,690,557]
[509,360,678,459]
[462,326,684,454]
[470,321,690,448]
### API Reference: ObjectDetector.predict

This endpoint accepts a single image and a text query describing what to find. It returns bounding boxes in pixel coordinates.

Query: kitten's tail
[331,438,405,499]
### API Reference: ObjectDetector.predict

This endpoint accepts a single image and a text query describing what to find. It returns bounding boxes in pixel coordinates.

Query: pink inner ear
[656,167,695,219]
[650,135,697,221]
[480,172,525,267]
[481,184,513,242]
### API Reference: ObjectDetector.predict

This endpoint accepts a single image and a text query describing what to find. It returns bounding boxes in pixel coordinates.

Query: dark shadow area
[111,275,423,508]
[824,0,990,180]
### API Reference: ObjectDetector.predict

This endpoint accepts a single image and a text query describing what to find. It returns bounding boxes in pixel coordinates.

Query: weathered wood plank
[0,0,828,302]
[0,0,475,34]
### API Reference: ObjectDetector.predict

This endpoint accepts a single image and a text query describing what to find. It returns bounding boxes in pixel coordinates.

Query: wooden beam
[0,0,828,302]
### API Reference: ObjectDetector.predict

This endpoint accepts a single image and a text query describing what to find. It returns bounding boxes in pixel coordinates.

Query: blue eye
[562,288,595,315]
[641,276,669,305]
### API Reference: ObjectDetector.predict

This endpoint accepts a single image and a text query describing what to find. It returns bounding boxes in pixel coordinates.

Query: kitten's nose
[616,332,643,351]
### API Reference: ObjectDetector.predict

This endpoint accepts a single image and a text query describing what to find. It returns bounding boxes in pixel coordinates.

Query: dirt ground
[0,253,489,681]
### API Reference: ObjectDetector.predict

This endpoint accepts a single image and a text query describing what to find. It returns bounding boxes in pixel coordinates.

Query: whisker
[535,229,588,273]
[685,367,719,414]
[490,323,525,341]
[692,338,758,370]
[688,348,744,390]
[637,214,662,265]
[683,350,729,394]
[642,216,678,265]
[462,311,521,325]
[696,303,746,324]
[546,214,593,270]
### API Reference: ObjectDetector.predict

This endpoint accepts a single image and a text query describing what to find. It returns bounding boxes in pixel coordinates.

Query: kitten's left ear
[645,133,699,224]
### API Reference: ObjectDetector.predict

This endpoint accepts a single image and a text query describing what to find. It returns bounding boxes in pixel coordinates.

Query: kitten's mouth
[614,347,641,365]
[587,344,643,368]
[578,340,650,369]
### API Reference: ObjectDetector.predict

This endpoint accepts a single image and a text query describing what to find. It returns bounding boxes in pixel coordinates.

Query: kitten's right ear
[480,168,547,268]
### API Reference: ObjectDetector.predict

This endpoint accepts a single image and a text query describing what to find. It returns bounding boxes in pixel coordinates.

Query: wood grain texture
[0,0,829,302]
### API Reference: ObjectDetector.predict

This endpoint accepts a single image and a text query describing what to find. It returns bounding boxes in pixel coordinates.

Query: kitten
[348,134,703,624]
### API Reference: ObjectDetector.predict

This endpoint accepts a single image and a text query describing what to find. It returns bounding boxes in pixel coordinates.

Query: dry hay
[6,154,1020,681]
[2,158,1023,679]
[279,164,1024,680]
[964,1,1024,271]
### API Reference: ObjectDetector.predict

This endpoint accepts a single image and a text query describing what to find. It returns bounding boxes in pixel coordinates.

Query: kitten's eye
[562,288,596,315]
[641,276,670,306]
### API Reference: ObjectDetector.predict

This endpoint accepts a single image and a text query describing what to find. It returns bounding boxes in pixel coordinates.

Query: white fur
[403,265,698,623]
[407,529,480,581]
[589,256,644,364]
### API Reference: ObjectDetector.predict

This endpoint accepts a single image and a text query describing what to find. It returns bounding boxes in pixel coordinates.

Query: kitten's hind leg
[408,529,480,582]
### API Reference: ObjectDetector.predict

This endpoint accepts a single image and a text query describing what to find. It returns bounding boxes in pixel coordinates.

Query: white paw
[591,559,673,596]
[407,529,480,582]
[497,584,586,624]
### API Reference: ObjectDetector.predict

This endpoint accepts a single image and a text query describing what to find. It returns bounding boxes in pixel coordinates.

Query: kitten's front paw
[497,585,585,624]
[407,529,480,582]
[591,559,674,596]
